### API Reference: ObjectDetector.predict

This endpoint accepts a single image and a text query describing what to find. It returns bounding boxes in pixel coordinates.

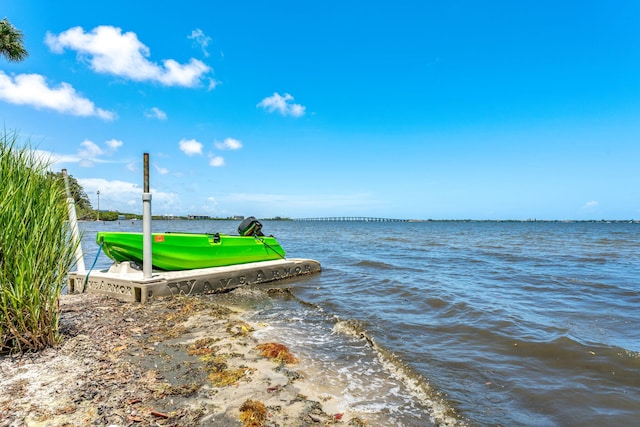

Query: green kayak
[96,231,286,271]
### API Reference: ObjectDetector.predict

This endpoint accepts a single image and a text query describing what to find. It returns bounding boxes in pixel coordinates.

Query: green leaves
[1,131,76,353]
[49,171,94,219]
[0,18,28,62]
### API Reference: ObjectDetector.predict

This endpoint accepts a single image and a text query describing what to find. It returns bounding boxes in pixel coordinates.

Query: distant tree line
[48,172,129,221]
[46,173,295,221]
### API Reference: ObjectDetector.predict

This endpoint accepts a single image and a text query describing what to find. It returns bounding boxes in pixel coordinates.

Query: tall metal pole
[96,190,100,221]
[142,153,153,279]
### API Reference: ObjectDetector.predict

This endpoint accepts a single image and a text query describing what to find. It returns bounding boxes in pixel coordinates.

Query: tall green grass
[1,131,76,353]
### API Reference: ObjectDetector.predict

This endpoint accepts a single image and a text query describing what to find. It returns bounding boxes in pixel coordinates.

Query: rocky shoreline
[0,291,368,426]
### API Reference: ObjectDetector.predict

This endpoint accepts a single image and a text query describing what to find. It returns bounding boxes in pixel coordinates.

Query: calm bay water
[78,220,640,426]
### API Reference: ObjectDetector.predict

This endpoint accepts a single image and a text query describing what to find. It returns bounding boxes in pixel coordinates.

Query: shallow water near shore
[78,219,640,426]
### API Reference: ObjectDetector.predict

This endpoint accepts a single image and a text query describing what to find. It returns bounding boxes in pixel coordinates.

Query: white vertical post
[142,153,153,279]
[62,169,86,272]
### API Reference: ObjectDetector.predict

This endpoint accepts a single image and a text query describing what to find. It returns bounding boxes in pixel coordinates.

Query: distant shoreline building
[188,215,210,220]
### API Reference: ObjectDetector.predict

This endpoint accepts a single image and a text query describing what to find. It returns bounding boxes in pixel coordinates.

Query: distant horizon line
[90,215,640,223]
[291,217,639,223]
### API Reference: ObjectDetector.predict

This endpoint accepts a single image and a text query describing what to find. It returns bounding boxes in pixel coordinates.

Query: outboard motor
[238,216,264,236]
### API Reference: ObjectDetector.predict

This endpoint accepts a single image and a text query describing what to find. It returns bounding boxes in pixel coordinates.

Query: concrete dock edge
[67,258,321,303]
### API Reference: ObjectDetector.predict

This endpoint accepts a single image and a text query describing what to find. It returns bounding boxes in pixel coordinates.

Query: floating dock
[67,258,321,303]
[64,154,321,303]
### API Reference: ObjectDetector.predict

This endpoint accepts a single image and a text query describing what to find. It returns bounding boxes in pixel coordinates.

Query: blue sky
[2,1,639,220]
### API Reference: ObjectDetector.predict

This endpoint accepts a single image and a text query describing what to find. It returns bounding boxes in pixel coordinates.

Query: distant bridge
[293,217,409,222]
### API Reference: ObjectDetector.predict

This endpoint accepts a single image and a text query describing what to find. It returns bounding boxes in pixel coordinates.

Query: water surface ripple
[80,220,640,426]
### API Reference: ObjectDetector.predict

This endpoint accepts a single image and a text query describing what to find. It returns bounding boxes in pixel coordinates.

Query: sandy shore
[0,290,369,426]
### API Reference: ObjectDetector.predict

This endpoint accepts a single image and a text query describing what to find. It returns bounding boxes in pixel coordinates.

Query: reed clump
[0,131,76,353]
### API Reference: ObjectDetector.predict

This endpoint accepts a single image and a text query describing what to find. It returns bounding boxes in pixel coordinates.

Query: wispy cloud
[78,140,101,167]
[105,139,123,151]
[188,29,212,58]
[583,200,599,209]
[0,71,115,119]
[179,138,203,156]
[257,92,305,117]
[208,155,224,167]
[45,26,212,88]
[154,163,169,175]
[145,107,167,120]
[77,139,125,167]
[37,139,125,169]
[127,161,138,172]
[78,140,103,158]
[214,137,242,150]
[78,177,180,213]
[33,150,80,168]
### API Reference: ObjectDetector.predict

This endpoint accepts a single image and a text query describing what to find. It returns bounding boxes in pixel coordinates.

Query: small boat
[96,217,286,271]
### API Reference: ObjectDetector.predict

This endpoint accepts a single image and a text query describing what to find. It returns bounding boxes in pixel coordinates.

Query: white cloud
[0,71,115,120]
[207,196,218,210]
[32,150,78,169]
[127,161,138,172]
[188,29,211,58]
[154,163,169,175]
[76,139,127,166]
[257,92,305,117]
[214,137,242,150]
[209,155,224,167]
[33,149,93,171]
[45,26,212,88]
[105,139,123,151]
[78,177,179,213]
[77,140,102,167]
[207,79,219,91]
[145,107,167,120]
[289,103,305,117]
[583,201,599,209]
[78,140,103,157]
[179,138,203,156]
[79,178,139,196]
[38,139,123,169]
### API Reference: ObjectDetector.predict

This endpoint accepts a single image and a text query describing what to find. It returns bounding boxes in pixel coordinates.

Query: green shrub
[0,131,76,353]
